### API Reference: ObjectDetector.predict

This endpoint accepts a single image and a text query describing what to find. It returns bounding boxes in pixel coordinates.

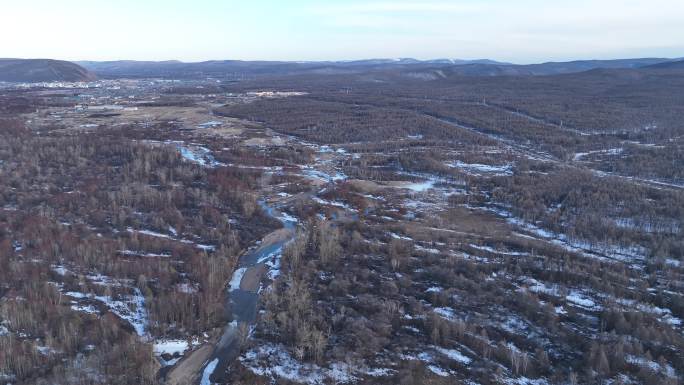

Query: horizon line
[4,55,683,66]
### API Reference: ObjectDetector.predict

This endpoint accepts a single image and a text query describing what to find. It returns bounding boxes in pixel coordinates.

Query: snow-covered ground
[403,179,436,192]
[127,227,216,251]
[448,161,513,176]
[278,211,299,223]
[239,343,357,385]
[524,278,603,312]
[301,167,347,183]
[64,273,148,337]
[565,290,601,311]
[197,120,223,129]
[493,210,649,266]
[433,307,457,321]
[613,217,680,234]
[119,249,172,258]
[468,244,529,256]
[70,304,99,314]
[177,144,224,167]
[525,277,560,296]
[265,252,282,280]
[626,355,678,379]
[415,245,441,254]
[434,346,472,365]
[52,265,70,276]
[312,197,353,210]
[399,350,462,378]
[154,340,189,356]
[389,232,412,241]
[572,147,623,161]
[614,297,682,327]
[153,339,197,366]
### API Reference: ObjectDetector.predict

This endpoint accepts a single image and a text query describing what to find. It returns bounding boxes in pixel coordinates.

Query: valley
[0,63,683,385]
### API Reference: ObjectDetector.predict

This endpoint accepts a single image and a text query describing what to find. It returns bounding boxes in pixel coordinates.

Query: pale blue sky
[2,0,683,63]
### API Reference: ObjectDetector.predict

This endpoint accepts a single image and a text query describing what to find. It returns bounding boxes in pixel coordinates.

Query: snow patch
[428,365,450,377]
[626,355,677,378]
[404,179,436,192]
[200,358,219,385]
[239,343,355,384]
[433,307,457,321]
[52,265,70,276]
[70,304,99,314]
[566,290,601,311]
[449,161,513,176]
[66,286,148,337]
[229,268,248,291]
[119,250,171,258]
[154,340,189,356]
[434,346,471,364]
[176,144,224,168]
[278,212,299,223]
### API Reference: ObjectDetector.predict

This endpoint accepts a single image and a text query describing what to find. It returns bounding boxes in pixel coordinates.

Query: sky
[2,0,683,63]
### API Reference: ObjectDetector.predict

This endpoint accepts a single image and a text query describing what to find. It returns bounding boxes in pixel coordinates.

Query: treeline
[482,166,684,262]
[224,66,684,142]
[216,97,495,146]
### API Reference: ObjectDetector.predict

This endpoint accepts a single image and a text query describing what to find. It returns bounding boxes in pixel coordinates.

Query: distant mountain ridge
[0,59,96,83]
[401,58,683,79]
[3,57,681,82]
[77,57,682,79]
[76,58,511,78]
[643,59,684,69]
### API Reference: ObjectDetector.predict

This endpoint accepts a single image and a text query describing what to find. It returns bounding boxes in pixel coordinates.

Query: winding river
[200,201,297,384]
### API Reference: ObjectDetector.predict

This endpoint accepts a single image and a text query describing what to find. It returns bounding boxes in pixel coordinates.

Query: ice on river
[229,268,248,291]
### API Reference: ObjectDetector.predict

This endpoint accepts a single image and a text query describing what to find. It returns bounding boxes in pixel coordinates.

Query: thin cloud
[311,1,489,15]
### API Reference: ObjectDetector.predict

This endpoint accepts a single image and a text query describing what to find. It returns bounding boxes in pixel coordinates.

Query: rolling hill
[643,59,684,70]
[0,59,96,83]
